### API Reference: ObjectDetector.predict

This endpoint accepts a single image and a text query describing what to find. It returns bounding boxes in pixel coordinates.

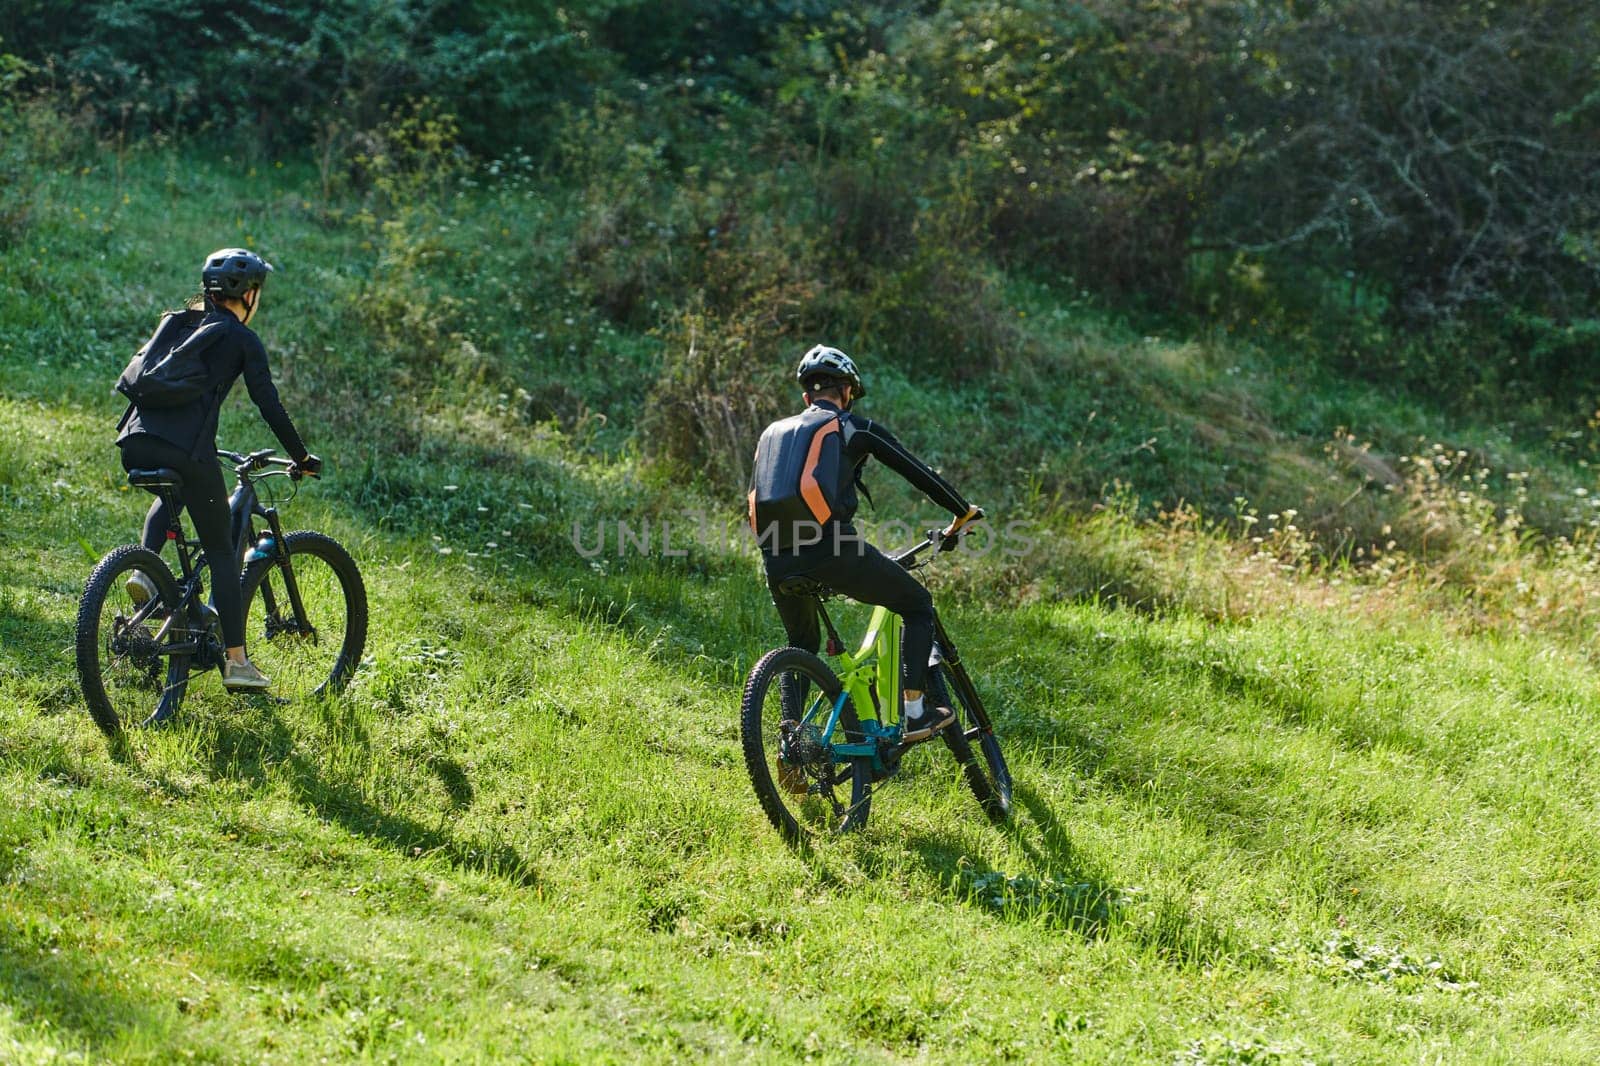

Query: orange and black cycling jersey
[805,398,970,530]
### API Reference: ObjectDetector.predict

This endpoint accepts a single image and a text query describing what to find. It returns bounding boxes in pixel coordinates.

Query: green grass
[5,146,1600,1063]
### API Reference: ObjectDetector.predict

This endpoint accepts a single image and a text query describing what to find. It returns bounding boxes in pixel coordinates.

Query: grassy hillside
[6,147,1600,1064]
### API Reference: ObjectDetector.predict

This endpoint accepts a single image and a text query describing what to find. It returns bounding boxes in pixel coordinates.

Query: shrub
[349,100,472,389]
[638,216,823,490]
[0,2,598,154]
[842,194,1022,380]
[0,48,93,247]
[641,301,787,491]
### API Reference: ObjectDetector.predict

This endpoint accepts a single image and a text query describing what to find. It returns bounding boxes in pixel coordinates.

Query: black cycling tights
[766,539,937,695]
[118,435,245,649]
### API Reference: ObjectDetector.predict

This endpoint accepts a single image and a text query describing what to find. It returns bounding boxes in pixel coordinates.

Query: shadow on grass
[196,702,537,888]
[981,608,1457,851]
[898,782,1247,966]
[896,782,1128,938]
[0,926,166,1056]
[0,587,78,713]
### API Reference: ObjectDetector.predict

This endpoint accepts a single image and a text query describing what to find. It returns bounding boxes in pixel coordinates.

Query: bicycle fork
[252,507,315,639]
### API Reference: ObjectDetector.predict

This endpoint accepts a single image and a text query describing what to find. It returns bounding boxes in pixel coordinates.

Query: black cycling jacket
[801,398,970,530]
[115,309,307,462]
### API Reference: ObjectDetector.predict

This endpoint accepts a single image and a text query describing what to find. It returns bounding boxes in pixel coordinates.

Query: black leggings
[765,536,937,695]
[118,436,245,648]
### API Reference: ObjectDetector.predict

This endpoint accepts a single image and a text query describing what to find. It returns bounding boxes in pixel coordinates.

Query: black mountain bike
[741,526,1013,839]
[75,448,368,738]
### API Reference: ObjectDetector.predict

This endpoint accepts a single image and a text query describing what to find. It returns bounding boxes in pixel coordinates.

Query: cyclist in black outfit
[753,346,982,741]
[115,248,320,691]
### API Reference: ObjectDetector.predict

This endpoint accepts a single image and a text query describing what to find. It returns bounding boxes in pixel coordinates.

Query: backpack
[748,406,849,550]
[114,309,226,409]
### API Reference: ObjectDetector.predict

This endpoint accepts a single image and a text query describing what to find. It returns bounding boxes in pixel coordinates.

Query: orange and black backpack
[748,405,849,550]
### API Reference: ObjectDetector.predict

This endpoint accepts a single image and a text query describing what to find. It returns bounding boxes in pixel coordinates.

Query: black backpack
[748,406,849,550]
[114,309,226,408]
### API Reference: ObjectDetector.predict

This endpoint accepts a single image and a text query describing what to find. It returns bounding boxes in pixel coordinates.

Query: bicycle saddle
[126,468,184,491]
[777,576,830,597]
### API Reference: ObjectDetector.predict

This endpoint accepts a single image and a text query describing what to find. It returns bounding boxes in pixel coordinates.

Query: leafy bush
[640,299,795,491]
[349,100,472,391]
[0,47,93,246]
[844,202,1022,379]
[0,46,31,244]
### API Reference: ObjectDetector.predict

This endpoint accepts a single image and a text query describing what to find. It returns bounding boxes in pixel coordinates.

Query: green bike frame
[800,603,907,777]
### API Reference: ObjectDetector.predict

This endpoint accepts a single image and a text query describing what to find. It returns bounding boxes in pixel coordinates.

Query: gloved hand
[293,453,323,479]
[938,505,985,551]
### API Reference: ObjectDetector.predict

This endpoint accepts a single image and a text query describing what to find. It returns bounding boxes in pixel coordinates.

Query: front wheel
[929,661,1011,822]
[741,647,873,841]
[75,545,190,737]
[239,530,367,700]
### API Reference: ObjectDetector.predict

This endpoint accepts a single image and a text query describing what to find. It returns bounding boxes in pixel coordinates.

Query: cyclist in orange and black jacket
[115,248,320,691]
[751,345,983,741]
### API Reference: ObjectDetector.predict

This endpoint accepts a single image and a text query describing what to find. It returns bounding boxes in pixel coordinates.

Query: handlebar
[892,522,981,571]
[890,532,940,569]
[215,448,318,482]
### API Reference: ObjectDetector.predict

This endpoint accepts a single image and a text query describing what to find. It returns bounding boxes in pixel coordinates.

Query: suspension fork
[258,506,313,634]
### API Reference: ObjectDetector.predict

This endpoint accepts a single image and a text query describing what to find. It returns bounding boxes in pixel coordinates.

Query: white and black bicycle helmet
[796,344,866,397]
[202,248,273,300]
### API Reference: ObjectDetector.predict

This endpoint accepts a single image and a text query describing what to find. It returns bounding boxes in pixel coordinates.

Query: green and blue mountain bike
[741,527,1013,839]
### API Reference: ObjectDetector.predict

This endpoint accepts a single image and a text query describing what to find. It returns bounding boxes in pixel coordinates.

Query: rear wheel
[75,546,190,737]
[741,646,872,840]
[240,530,367,700]
[929,661,1011,822]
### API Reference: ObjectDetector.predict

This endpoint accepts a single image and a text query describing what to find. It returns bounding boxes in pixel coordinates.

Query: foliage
[1305,932,1477,993]
[1226,2,1600,325]
[0,44,30,242]
[0,0,598,152]
[348,99,474,394]
[1174,1034,1319,1066]
[0,43,95,246]
[6,0,1600,405]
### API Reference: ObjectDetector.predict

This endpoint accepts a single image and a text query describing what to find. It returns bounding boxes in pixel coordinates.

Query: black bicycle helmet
[201,247,273,300]
[796,344,865,397]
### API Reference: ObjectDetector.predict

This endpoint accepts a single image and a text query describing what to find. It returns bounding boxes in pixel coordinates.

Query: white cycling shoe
[221,659,272,692]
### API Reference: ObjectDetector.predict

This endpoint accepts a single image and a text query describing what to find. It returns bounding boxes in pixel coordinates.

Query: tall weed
[640,301,792,491]
[351,100,472,385]
[0,55,92,246]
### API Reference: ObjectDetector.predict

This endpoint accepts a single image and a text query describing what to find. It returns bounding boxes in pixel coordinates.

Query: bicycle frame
[788,526,1005,781]
[227,470,314,639]
[136,450,309,659]
[802,604,905,773]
